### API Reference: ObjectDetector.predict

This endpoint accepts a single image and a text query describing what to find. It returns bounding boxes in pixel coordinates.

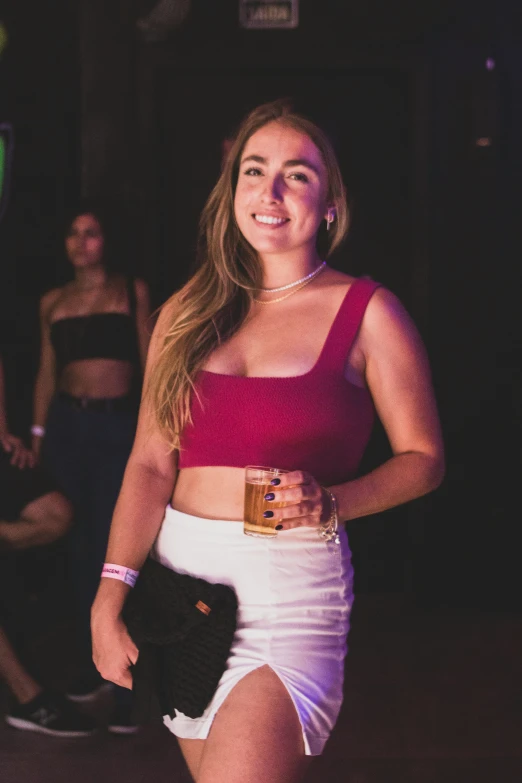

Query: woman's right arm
[91,302,178,688]
[32,290,59,458]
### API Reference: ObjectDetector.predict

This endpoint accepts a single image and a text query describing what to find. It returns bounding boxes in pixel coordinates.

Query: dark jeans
[43,394,137,702]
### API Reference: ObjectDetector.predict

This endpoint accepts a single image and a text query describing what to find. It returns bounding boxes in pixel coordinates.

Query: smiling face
[234,121,331,262]
[65,213,105,268]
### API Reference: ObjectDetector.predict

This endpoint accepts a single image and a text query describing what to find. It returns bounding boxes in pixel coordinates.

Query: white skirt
[152,506,354,756]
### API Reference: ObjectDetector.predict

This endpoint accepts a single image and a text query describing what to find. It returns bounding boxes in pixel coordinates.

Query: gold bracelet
[319,488,340,545]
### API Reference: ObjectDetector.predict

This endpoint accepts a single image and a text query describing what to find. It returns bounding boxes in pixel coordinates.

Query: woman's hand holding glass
[264,470,334,531]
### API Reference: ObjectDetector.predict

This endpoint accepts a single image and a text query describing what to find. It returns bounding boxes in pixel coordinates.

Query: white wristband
[31,425,46,438]
[101,563,139,588]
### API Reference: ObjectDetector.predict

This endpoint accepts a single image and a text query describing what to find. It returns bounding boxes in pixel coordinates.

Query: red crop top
[178,278,380,486]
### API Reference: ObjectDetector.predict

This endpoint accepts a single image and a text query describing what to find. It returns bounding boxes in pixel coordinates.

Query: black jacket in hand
[123,557,238,720]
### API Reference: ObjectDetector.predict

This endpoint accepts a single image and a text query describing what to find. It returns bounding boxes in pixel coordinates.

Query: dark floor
[1,593,521,783]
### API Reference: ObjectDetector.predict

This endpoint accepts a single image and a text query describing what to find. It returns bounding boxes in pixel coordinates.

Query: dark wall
[419,16,522,609]
[0,1,79,431]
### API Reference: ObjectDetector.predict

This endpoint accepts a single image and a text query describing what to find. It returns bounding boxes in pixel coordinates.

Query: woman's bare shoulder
[40,286,65,316]
[323,267,356,286]
[360,285,425,359]
[133,277,149,300]
[320,268,357,300]
[364,286,411,327]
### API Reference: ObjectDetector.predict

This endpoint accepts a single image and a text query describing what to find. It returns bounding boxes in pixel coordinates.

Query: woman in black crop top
[32,203,150,731]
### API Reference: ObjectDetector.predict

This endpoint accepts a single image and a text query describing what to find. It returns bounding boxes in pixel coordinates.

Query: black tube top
[50,313,139,374]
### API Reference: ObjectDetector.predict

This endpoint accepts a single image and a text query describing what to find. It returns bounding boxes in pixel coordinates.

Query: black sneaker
[66,673,113,703]
[107,703,139,735]
[5,692,98,737]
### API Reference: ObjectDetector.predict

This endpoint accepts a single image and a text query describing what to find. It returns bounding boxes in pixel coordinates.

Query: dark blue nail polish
[263,510,274,518]
[275,524,283,531]
[264,492,275,501]
[270,478,281,486]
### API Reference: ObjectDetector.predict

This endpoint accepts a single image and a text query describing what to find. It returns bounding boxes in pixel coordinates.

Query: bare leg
[177,665,312,783]
[0,625,41,704]
[177,738,205,782]
[0,492,72,550]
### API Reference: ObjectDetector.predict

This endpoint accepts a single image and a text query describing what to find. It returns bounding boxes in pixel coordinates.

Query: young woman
[33,204,150,730]
[92,101,444,781]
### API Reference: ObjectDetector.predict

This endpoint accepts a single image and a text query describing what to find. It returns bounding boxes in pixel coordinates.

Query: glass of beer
[244,466,288,538]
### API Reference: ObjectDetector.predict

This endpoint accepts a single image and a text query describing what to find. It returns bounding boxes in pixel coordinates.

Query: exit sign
[240,0,298,29]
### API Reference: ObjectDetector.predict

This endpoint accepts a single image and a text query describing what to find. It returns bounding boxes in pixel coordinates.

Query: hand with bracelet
[29,424,45,464]
[92,570,140,690]
[264,470,340,542]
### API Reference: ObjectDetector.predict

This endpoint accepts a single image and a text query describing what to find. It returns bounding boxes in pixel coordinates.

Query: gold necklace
[253,263,326,304]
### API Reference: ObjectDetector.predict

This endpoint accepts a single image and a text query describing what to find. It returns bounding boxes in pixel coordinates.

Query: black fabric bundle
[122,557,238,720]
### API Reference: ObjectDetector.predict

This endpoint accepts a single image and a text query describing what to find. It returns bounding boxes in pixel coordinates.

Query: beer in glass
[244,466,287,537]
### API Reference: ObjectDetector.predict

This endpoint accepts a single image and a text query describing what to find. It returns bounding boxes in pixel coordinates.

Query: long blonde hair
[148,99,350,449]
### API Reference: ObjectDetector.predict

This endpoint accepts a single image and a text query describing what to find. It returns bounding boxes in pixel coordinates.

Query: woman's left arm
[134,278,152,371]
[271,288,445,528]
[332,287,445,521]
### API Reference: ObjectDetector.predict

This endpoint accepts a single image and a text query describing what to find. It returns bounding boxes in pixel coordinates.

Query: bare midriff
[57,358,135,399]
[172,466,247,522]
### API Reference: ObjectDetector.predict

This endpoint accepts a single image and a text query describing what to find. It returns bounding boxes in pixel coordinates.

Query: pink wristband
[101,563,139,588]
